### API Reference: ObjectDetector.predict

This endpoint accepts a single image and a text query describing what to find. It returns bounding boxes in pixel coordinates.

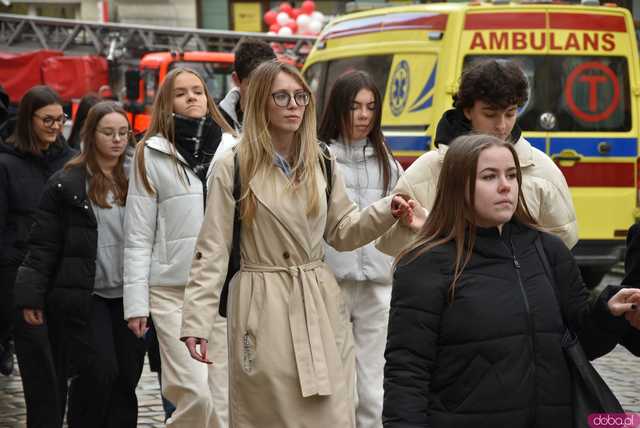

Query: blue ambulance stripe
[527,137,546,152]
[410,63,437,111]
[386,135,431,151]
[549,138,638,157]
[409,95,433,113]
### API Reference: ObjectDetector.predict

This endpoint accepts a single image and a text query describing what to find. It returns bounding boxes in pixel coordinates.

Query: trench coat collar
[248,164,314,258]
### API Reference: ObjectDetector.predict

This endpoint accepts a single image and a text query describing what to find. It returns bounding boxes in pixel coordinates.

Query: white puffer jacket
[123,135,207,319]
[324,138,402,284]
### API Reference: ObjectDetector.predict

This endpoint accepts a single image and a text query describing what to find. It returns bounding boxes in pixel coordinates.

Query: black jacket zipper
[505,240,538,427]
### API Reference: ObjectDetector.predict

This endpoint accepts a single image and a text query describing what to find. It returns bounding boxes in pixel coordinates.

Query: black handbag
[534,235,624,428]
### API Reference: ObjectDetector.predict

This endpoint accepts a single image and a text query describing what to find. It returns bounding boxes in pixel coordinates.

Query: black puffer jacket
[383,221,639,428]
[13,165,98,323]
[434,108,522,147]
[0,140,75,268]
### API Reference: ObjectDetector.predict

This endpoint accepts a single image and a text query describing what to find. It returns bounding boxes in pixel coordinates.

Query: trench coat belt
[241,259,332,398]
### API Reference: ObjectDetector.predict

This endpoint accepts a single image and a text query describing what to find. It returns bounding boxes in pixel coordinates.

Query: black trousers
[66,295,145,428]
[13,307,66,428]
[0,265,17,344]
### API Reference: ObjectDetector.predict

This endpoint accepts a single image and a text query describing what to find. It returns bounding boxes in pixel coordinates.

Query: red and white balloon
[263,1,325,36]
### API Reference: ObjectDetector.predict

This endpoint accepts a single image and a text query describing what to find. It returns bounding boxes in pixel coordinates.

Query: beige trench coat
[181,149,397,428]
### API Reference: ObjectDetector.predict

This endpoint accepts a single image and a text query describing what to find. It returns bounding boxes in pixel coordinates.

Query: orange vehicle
[126,50,304,134]
[126,51,235,133]
[0,13,315,133]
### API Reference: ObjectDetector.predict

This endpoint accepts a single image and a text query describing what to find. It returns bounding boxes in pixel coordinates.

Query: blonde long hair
[238,60,322,225]
[65,101,132,208]
[398,134,537,301]
[135,67,234,195]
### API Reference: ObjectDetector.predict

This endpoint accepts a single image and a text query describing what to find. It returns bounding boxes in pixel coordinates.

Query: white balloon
[276,12,290,26]
[311,11,324,22]
[308,18,323,34]
[296,14,311,31]
[278,26,293,36]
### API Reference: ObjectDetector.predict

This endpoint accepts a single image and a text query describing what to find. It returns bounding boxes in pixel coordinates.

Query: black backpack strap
[319,142,332,204]
[219,150,241,318]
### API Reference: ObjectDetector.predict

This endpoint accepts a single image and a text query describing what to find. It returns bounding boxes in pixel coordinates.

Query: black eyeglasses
[34,113,68,128]
[271,91,310,108]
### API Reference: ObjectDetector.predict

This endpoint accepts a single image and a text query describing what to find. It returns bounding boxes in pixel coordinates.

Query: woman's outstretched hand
[608,288,640,329]
[23,308,44,326]
[184,337,213,364]
[391,195,427,232]
[621,290,640,329]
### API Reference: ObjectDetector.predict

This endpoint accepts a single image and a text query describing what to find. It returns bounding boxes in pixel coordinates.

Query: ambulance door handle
[597,142,612,155]
[554,155,581,162]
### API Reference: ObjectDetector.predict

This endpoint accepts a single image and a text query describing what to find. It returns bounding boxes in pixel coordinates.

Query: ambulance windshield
[464,55,631,133]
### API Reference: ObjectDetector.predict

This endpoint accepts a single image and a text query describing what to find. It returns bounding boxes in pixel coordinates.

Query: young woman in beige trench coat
[180,61,420,428]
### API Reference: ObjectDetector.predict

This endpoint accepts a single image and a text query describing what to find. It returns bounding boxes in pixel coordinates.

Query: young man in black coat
[218,38,276,133]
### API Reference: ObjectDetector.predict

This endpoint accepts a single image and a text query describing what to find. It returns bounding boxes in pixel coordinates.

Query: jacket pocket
[439,354,493,411]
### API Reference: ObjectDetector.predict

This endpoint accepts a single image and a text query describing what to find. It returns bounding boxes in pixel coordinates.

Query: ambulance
[303,0,640,286]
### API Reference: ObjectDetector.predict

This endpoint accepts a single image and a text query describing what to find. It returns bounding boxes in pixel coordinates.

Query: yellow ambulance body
[303,1,640,285]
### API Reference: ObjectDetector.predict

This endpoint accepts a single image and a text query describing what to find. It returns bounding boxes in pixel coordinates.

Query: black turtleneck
[433,108,522,148]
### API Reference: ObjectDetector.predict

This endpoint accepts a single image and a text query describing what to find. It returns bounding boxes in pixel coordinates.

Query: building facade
[1,0,638,32]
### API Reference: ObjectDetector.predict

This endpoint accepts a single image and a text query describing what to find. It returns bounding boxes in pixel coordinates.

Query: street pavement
[0,274,639,427]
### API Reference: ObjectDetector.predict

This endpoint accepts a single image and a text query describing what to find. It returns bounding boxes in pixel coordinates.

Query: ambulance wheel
[579,266,608,289]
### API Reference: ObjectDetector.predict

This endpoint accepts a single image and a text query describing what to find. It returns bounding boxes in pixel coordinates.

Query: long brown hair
[318,70,397,196]
[135,67,234,195]
[238,60,321,225]
[398,134,537,301]
[65,101,133,208]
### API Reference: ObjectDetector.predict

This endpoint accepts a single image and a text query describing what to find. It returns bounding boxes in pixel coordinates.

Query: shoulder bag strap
[319,142,332,205]
[218,150,241,318]
[534,233,569,330]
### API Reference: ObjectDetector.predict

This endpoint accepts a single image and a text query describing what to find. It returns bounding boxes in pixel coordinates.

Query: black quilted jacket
[13,165,98,324]
[383,220,638,428]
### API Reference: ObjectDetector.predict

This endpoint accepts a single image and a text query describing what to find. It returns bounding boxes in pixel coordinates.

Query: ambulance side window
[463,55,631,133]
[304,62,328,116]
[553,56,630,132]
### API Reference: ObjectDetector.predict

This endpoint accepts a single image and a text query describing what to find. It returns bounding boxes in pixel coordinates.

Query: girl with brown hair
[0,85,75,426]
[383,134,640,428]
[123,67,233,428]
[13,100,144,427]
[180,61,417,427]
[318,70,402,428]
